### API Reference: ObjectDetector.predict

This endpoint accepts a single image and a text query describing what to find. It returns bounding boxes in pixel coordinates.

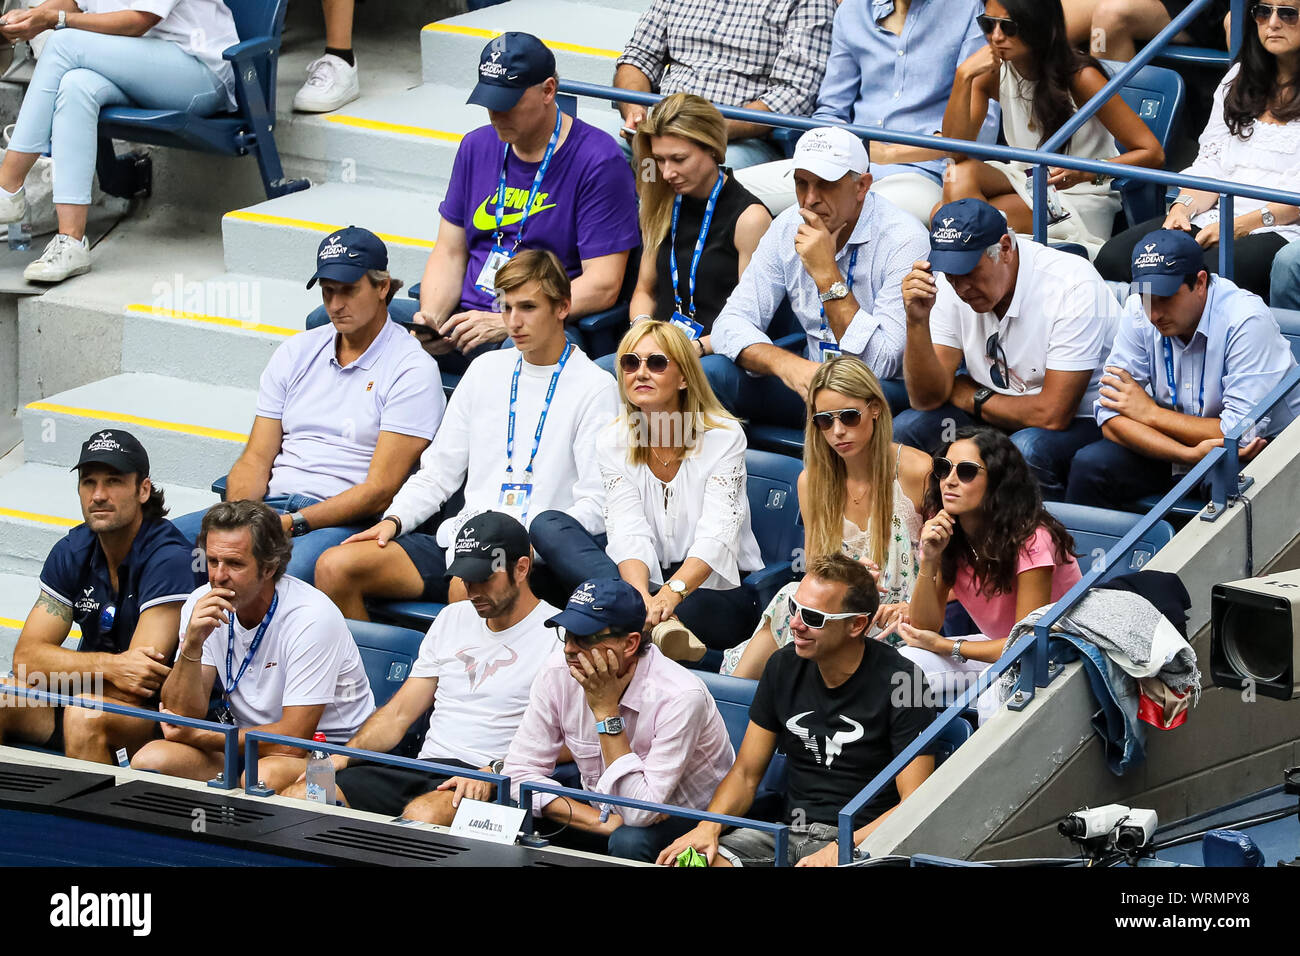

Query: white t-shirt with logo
[186,576,375,742]
[929,238,1120,416]
[411,598,561,767]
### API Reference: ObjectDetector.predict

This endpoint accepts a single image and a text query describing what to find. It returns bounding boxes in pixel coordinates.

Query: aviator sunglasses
[811,407,864,430]
[1252,4,1300,25]
[619,352,671,374]
[932,457,986,483]
[976,13,1019,36]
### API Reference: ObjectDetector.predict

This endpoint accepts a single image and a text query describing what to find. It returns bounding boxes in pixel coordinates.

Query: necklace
[650,446,680,468]
[846,480,870,506]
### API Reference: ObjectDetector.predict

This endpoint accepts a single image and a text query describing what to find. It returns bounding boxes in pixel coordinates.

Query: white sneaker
[0,185,25,224]
[292,54,360,113]
[24,233,90,283]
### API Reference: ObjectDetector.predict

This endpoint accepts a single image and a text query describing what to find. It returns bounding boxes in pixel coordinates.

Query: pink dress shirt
[504,644,735,826]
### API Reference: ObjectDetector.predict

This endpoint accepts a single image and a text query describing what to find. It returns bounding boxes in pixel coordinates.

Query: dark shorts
[335,757,479,817]
[392,532,450,602]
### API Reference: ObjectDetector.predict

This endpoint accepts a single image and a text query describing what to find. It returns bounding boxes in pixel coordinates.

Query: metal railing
[518,779,791,866]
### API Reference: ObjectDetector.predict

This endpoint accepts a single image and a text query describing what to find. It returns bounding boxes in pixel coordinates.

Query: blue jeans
[704,354,910,427]
[606,815,697,863]
[171,494,363,586]
[1271,239,1300,311]
[892,405,1101,501]
[9,30,227,205]
[1064,437,1179,508]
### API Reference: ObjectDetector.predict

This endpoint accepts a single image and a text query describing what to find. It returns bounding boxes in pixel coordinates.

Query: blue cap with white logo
[467,32,557,111]
[1130,229,1204,297]
[546,579,647,638]
[928,198,1009,276]
[306,225,388,289]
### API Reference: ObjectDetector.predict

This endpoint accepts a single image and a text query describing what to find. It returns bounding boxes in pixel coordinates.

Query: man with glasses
[659,553,936,867]
[895,197,1118,500]
[0,430,201,763]
[503,578,734,862]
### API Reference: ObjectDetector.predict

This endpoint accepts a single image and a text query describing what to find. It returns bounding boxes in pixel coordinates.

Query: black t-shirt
[652,172,764,332]
[750,640,939,827]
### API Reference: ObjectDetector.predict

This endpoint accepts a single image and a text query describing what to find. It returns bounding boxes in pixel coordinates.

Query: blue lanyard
[819,245,860,324]
[1162,336,1206,418]
[669,169,725,319]
[494,108,563,251]
[225,590,279,701]
[506,342,573,479]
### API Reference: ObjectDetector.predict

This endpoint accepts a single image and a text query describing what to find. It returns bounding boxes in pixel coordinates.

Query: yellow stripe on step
[421,22,621,58]
[326,115,464,142]
[0,506,79,528]
[24,402,248,443]
[123,303,299,338]
[0,615,80,639]
[223,210,435,250]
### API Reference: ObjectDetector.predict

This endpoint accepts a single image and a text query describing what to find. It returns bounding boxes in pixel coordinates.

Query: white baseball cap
[791,127,870,181]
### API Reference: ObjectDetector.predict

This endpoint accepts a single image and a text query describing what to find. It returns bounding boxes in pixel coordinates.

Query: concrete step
[0,572,81,664]
[21,373,255,491]
[421,1,640,88]
[222,182,440,288]
[120,274,318,389]
[0,463,215,578]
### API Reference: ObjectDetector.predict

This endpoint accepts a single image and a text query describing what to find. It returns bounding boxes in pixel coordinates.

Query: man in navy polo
[171,226,443,584]
[0,430,201,763]
[1066,229,1300,507]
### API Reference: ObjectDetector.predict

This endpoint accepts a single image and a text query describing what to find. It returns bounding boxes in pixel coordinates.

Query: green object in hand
[676,846,707,868]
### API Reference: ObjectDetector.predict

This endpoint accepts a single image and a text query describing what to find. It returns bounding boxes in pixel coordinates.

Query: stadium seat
[743,449,805,611]
[346,619,425,709]
[1044,501,1176,581]
[369,601,446,631]
[1273,308,1300,362]
[923,714,973,766]
[95,0,307,201]
[1102,60,1186,226]
[694,671,787,810]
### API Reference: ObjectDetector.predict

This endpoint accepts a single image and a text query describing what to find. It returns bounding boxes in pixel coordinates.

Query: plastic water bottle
[304,732,335,806]
[7,219,30,251]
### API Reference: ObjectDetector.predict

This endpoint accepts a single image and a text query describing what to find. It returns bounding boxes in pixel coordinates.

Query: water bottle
[304,732,336,806]
[7,219,30,251]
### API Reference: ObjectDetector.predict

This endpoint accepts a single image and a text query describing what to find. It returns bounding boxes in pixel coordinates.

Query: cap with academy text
[306,226,388,289]
[546,579,646,638]
[791,127,870,182]
[1130,229,1204,298]
[445,511,531,583]
[72,429,150,477]
[928,198,1008,276]
[467,33,557,111]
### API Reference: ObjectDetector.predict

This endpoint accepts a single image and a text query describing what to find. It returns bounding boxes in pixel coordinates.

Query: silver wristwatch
[818,281,849,303]
[1172,194,1194,210]
[951,639,966,663]
[55,10,67,28]
[1261,208,1276,228]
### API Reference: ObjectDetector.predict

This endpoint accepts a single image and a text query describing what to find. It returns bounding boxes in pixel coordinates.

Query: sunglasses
[99,603,117,632]
[811,407,864,431]
[1252,3,1300,25]
[932,457,986,483]
[976,13,1019,36]
[985,330,1013,391]
[788,595,863,630]
[619,352,671,374]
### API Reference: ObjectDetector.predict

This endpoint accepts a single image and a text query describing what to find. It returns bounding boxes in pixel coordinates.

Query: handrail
[0,683,240,788]
[518,779,791,866]
[241,730,511,804]
[835,365,1300,865]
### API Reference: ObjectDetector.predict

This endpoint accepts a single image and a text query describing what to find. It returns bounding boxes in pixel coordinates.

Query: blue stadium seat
[95,0,307,200]
[743,449,805,610]
[345,619,425,709]
[694,671,787,807]
[369,600,446,631]
[1102,60,1186,226]
[1273,308,1300,362]
[1044,501,1176,581]
[923,714,973,766]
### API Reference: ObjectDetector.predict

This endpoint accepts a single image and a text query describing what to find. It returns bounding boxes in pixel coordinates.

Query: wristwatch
[596,716,625,736]
[1261,208,1276,228]
[489,758,506,774]
[1092,171,1110,187]
[951,639,967,663]
[667,579,689,597]
[972,386,994,422]
[289,512,310,537]
[1172,194,1195,210]
[383,514,403,537]
[818,281,850,303]
[55,10,67,28]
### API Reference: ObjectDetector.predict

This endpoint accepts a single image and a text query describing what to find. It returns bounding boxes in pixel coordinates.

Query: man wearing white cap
[707,127,929,425]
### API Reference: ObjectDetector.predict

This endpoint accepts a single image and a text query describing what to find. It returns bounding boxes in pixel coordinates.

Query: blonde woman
[531,320,763,657]
[629,93,771,353]
[721,357,930,679]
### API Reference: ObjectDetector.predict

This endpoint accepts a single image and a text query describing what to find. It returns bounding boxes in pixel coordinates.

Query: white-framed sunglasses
[788,595,863,630]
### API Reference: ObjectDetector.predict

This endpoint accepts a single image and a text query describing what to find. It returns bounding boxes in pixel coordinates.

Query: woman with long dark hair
[940,0,1163,257]
[1096,2,1300,301]
[883,427,1081,711]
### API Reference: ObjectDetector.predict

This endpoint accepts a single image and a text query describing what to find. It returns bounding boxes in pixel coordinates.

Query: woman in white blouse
[1096,2,1300,300]
[0,0,239,283]
[530,320,762,659]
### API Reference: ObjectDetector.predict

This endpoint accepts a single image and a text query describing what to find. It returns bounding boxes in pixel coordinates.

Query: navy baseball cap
[446,511,531,583]
[467,32,556,111]
[306,226,388,289]
[546,579,647,638]
[72,429,149,477]
[1130,229,1204,297]
[928,198,1009,276]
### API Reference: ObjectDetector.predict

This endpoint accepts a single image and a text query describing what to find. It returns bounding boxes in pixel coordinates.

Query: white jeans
[897,637,1006,724]
[9,29,227,205]
[733,160,944,225]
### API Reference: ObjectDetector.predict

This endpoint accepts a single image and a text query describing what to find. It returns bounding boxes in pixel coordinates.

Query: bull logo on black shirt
[785,712,865,768]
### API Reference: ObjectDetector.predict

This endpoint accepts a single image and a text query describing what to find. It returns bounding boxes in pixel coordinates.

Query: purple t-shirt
[440,116,641,312]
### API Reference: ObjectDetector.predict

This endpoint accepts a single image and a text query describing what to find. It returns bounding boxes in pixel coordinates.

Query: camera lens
[1222,604,1289,684]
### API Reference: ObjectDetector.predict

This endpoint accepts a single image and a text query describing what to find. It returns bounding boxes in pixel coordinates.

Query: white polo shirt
[929,239,1120,417]
[257,319,444,502]
[188,576,375,743]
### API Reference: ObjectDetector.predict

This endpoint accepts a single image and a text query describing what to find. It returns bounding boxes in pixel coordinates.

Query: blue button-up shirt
[711,192,929,380]
[1097,276,1300,438]
[812,0,999,184]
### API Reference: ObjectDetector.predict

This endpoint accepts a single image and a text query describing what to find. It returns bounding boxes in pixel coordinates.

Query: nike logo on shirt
[471,192,559,232]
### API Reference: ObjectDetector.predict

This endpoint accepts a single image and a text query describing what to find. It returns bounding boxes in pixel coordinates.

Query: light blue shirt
[1097,276,1300,438]
[711,192,929,380]
[812,0,1000,184]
